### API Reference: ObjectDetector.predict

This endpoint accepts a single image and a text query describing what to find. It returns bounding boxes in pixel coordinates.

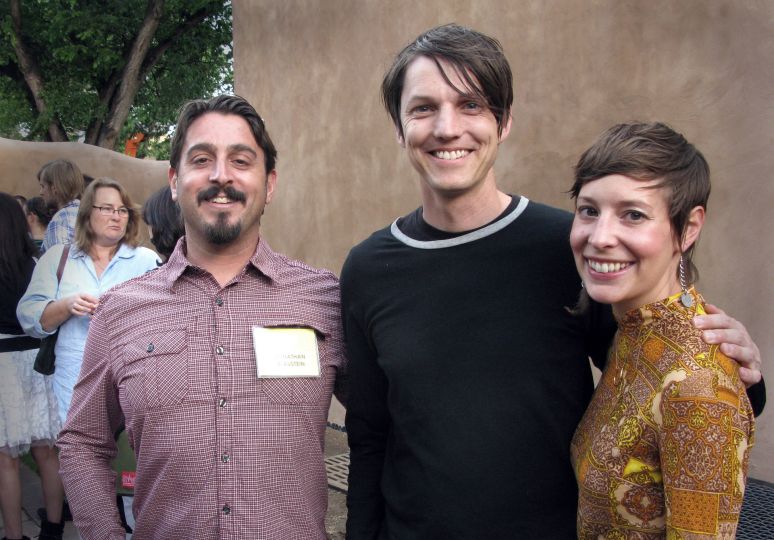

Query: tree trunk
[10,0,68,141]
[96,0,165,149]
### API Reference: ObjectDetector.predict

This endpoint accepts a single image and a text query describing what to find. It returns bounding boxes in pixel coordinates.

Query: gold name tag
[252,327,320,378]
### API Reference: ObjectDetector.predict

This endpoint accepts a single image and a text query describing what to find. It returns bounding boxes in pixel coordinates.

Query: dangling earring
[679,255,693,308]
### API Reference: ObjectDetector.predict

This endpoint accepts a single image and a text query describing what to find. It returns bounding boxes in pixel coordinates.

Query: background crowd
[0,159,181,540]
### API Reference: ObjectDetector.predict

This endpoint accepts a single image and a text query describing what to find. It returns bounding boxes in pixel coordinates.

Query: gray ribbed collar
[390,196,530,249]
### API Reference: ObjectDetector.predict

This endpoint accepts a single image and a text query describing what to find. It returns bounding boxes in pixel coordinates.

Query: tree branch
[85,72,122,144]
[9,0,68,141]
[139,4,218,81]
[97,0,165,148]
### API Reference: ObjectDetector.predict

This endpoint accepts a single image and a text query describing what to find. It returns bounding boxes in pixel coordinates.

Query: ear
[264,169,278,205]
[168,167,178,202]
[498,112,513,143]
[680,206,705,252]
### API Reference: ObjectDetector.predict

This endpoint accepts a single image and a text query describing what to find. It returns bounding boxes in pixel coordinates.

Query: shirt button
[215,297,223,306]
[216,345,225,355]
[146,343,154,353]
[221,453,230,463]
[222,504,230,515]
[218,397,227,407]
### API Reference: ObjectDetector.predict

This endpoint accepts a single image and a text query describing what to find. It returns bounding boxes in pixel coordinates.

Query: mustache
[196,185,247,204]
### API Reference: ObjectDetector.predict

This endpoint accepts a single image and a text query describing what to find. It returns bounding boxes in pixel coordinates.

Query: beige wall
[0,138,168,209]
[234,0,773,480]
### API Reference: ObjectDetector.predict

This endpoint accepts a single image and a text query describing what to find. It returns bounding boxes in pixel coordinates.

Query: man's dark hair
[571,122,710,284]
[169,95,277,174]
[142,186,184,260]
[24,196,55,227]
[382,23,513,139]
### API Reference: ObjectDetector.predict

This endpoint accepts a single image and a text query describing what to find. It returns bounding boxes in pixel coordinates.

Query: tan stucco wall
[0,138,168,208]
[234,0,773,480]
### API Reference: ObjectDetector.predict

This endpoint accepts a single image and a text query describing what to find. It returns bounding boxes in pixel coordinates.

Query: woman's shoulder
[651,328,751,418]
[34,243,69,270]
[632,296,747,401]
[119,244,161,264]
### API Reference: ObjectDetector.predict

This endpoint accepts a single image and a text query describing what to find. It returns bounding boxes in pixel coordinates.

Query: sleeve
[586,299,617,370]
[324,273,348,407]
[658,360,754,537]
[137,246,162,271]
[340,253,389,539]
[746,378,766,417]
[331,319,349,408]
[57,312,127,540]
[16,245,63,338]
[42,212,70,252]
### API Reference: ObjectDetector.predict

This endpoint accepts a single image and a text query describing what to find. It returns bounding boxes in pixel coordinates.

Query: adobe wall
[234,0,773,480]
[0,138,168,211]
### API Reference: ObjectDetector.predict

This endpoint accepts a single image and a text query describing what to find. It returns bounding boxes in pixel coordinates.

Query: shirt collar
[70,242,135,259]
[249,236,282,282]
[161,236,282,291]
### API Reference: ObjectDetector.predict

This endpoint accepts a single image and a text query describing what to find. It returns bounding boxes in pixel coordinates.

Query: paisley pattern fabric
[570,288,755,539]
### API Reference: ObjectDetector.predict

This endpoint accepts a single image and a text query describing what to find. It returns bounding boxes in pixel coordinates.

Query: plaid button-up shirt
[58,238,347,540]
[41,199,79,253]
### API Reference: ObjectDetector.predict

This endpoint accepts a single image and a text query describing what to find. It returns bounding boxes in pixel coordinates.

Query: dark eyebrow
[576,194,655,211]
[185,143,258,160]
[228,144,257,157]
[186,143,217,160]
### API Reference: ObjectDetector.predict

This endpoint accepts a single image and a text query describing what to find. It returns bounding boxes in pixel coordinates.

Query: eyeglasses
[93,205,130,218]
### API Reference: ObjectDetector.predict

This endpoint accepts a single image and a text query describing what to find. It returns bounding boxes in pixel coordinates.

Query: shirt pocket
[120,329,189,411]
[259,325,333,405]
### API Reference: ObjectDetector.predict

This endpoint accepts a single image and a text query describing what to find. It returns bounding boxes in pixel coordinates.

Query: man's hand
[694,304,762,387]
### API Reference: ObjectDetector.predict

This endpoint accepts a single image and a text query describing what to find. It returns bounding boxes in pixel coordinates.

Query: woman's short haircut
[570,122,710,284]
[74,177,141,253]
[142,186,184,260]
[24,196,55,227]
[169,94,277,174]
[37,159,85,208]
[382,23,513,139]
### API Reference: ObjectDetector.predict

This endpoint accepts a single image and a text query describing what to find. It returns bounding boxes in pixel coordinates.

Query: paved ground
[4,428,773,539]
[1,428,349,540]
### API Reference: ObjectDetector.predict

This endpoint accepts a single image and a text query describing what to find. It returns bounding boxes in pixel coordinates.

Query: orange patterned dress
[570,288,754,539]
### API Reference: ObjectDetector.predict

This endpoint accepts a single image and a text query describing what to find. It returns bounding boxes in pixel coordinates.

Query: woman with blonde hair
[18,177,159,424]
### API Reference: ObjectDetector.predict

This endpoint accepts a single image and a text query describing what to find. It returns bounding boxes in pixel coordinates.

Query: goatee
[204,213,242,245]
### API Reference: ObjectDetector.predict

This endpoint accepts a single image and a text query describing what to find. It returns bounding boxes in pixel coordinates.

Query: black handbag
[33,245,70,376]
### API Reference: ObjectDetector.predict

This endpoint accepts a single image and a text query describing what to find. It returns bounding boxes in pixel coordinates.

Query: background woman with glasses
[18,177,159,425]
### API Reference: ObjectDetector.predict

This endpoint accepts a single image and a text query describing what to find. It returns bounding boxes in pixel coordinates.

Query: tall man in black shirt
[341,23,764,539]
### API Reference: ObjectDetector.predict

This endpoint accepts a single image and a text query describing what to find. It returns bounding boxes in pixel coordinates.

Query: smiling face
[169,112,277,250]
[398,56,511,202]
[90,187,129,247]
[570,174,691,318]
